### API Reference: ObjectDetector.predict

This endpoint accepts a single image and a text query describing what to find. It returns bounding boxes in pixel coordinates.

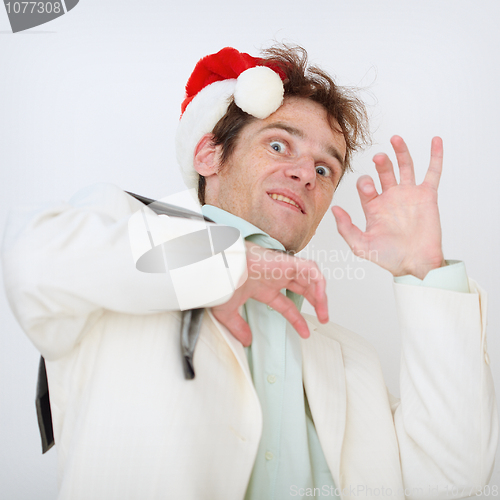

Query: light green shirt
[394,260,469,293]
[202,204,469,500]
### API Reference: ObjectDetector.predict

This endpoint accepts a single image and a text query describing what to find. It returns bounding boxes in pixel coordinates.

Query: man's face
[208,97,347,252]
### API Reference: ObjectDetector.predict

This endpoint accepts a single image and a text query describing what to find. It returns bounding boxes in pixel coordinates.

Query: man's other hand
[211,242,329,346]
[332,136,445,280]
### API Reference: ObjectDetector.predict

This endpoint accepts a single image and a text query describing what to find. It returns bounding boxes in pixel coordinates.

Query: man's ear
[193,134,221,177]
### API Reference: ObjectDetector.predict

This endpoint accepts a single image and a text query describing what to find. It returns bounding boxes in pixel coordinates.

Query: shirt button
[267,374,277,384]
[267,305,273,311]
[265,451,274,461]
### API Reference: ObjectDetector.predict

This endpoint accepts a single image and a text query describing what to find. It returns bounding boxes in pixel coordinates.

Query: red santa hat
[176,47,286,189]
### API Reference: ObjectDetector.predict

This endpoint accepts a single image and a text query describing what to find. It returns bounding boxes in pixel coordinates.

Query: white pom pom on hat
[234,66,284,119]
[176,47,285,190]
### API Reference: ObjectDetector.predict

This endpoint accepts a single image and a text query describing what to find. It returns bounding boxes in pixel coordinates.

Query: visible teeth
[269,193,300,210]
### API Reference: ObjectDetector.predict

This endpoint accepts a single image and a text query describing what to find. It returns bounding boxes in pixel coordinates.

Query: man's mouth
[268,193,304,213]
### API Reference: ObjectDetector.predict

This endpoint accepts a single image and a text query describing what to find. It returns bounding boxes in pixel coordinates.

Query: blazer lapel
[205,309,256,392]
[301,320,347,489]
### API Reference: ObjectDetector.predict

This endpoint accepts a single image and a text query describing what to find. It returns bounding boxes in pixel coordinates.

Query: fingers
[248,245,328,321]
[331,206,366,257]
[213,293,307,346]
[219,243,329,344]
[356,175,379,216]
[373,153,397,191]
[380,135,442,188]
[312,273,328,323]
[391,135,415,185]
[212,309,253,347]
[287,275,328,324]
[267,293,311,339]
[423,136,443,189]
[265,258,328,325]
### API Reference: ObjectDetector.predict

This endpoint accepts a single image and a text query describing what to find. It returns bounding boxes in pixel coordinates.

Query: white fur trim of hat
[176,48,285,190]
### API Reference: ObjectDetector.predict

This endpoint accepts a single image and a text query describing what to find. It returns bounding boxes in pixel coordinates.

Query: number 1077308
[5,2,62,14]
[446,485,499,497]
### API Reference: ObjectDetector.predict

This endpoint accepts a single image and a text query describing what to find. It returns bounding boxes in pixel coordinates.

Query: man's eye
[270,141,285,153]
[315,165,332,177]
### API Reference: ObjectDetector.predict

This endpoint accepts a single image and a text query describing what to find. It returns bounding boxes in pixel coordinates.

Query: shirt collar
[201,205,303,311]
[202,205,286,251]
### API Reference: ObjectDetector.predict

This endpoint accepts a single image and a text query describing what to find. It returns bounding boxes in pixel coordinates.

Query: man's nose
[285,155,316,189]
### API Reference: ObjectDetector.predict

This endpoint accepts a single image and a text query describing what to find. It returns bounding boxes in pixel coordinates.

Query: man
[2,45,497,499]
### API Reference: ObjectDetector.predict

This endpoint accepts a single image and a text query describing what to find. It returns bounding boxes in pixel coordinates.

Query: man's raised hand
[332,136,445,280]
[211,242,329,346]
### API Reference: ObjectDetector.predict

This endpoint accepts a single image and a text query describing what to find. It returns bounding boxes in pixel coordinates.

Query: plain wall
[1,0,499,497]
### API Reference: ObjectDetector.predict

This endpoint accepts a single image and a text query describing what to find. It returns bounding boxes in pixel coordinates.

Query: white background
[1,0,499,498]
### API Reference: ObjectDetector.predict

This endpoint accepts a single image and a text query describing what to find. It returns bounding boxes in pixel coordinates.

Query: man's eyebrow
[259,122,346,170]
[260,122,305,139]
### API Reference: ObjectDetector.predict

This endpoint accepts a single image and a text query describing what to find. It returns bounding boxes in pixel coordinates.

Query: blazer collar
[206,309,255,388]
[207,312,348,489]
[301,319,347,489]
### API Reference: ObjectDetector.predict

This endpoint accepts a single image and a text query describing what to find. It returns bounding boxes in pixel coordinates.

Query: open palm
[332,136,445,280]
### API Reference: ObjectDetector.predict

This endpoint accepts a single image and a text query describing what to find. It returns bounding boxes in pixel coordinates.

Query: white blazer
[2,183,497,500]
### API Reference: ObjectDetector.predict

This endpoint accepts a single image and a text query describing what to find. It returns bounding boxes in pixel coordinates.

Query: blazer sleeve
[391,279,498,498]
[2,183,246,361]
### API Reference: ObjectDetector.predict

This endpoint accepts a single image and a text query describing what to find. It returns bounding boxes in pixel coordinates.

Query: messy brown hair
[198,44,370,204]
